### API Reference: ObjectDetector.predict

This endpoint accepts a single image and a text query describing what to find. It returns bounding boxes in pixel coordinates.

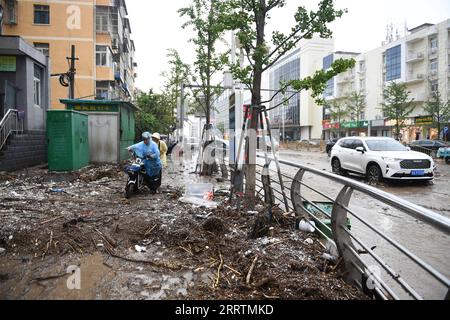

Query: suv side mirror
[356,147,365,153]
[406,147,411,151]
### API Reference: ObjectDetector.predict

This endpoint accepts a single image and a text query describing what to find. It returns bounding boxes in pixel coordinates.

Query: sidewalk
[0,159,365,300]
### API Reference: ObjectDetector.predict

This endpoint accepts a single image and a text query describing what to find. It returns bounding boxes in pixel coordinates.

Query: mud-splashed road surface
[258,149,450,299]
[0,160,365,300]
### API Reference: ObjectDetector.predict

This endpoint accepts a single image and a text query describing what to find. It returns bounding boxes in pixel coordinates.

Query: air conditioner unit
[430,70,437,76]
[417,52,424,59]
[417,74,423,79]
[430,47,437,54]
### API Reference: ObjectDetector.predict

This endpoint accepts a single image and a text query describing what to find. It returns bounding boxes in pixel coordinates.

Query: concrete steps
[0,132,47,172]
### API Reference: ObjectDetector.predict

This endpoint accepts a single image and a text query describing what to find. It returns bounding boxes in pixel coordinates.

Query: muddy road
[0,161,364,300]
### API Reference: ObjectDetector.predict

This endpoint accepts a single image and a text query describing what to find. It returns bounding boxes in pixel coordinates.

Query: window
[430,58,438,71]
[34,43,49,56]
[96,45,109,66]
[96,6,110,33]
[430,37,438,49]
[323,54,334,70]
[359,61,365,72]
[385,45,401,81]
[96,82,109,99]
[34,5,50,24]
[33,65,42,107]
[430,80,438,93]
[353,140,365,150]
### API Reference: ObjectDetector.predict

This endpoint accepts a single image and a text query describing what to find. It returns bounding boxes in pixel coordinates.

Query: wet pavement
[257,149,450,299]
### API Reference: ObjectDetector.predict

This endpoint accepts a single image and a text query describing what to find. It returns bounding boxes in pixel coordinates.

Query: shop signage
[71,105,117,112]
[415,116,433,125]
[0,56,17,72]
[341,121,369,129]
[371,119,385,127]
[385,119,414,127]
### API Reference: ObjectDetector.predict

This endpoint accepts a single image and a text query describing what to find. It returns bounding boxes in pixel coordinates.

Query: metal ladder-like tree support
[230,105,289,216]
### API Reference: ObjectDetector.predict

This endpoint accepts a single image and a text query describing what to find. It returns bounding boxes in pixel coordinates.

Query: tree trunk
[245,1,266,198]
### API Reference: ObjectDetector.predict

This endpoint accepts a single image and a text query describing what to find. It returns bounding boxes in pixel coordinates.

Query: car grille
[400,159,431,169]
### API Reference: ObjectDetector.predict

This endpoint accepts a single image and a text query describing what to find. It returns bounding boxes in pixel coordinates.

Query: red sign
[323,121,340,130]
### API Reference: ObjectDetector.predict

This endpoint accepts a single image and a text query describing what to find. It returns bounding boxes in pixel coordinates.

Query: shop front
[340,120,369,137]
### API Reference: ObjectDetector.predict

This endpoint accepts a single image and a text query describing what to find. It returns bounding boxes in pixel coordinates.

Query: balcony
[405,73,425,84]
[406,52,424,63]
[336,74,353,84]
[409,92,428,102]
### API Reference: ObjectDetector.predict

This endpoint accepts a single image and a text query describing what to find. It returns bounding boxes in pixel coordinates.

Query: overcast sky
[127,0,450,93]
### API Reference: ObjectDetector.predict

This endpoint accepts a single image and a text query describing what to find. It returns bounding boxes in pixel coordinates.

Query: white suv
[330,137,435,183]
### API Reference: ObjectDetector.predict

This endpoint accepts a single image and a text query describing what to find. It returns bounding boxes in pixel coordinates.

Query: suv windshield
[366,139,408,151]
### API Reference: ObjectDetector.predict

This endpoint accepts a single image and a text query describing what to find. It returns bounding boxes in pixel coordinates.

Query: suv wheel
[332,158,347,176]
[367,164,382,184]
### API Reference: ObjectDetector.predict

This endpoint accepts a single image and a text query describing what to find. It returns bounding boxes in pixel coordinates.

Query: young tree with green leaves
[179,0,230,176]
[135,90,175,141]
[346,91,366,126]
[423,90,450,140]
[161,49,191,124]
[218,0,355,197]
[381,82,415,140]
[327,98,349,136]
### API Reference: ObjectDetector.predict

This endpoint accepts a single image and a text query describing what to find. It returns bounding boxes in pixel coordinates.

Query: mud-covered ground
[0,160,366,300]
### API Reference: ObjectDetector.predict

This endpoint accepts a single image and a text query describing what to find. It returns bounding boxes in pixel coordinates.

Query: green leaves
[135,91,175,141]
[424,90,450,136]
[381,82,416,138]
[289,58,356,105]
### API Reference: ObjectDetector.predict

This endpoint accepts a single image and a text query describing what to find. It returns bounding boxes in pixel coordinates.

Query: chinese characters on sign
[72,105,116,112]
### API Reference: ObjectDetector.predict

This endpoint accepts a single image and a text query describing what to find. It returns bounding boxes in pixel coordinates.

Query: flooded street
[258,149,450,299]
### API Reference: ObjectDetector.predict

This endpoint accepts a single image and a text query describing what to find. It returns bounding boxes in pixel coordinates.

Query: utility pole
[67,45,79,99]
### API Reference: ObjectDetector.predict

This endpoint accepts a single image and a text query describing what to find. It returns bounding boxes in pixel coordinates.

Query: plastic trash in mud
[179,197,218,209]
[50,188,65,194]
[181,183,218,208]
[0,248,5,255]
[185,183,214,199]
[135,245,147,253]
[298,219,316,233]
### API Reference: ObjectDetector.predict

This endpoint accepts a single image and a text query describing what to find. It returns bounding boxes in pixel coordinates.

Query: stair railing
[0,109,24,151]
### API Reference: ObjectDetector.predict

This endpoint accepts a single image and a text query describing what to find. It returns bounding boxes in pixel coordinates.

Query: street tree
[346,91,366,126]
[161,49,191,122]
[381,81,415,140]
[423,90,450,140]
[135,90,175,141]
[219,0,354,197]
[179,0,230,175]
[327,98,349,136]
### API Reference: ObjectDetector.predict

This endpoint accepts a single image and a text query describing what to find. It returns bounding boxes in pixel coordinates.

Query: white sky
[127,0,450,93]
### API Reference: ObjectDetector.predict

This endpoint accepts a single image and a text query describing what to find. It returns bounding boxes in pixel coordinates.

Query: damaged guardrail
[254,155,450,300]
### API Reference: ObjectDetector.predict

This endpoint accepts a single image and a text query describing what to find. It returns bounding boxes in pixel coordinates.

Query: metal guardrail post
[290,168,306,229]
[331,186,369,292]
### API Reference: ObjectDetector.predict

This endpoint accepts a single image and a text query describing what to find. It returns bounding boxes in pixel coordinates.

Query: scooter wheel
[125,183,135,199]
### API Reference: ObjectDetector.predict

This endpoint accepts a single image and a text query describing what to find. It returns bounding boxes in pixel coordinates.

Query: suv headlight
[382,157,401,162]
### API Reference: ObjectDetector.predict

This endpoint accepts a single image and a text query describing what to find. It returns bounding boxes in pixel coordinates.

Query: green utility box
[47,110,89,171]
[60,99,138,164]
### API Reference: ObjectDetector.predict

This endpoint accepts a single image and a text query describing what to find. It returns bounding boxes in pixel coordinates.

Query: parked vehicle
[330,137,435,183]
[437,147,450,164]
[124,152,147,199]
[326,138,340,157]
[409,140,449,151]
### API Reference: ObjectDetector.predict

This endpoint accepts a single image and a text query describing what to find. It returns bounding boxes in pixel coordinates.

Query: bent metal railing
[254,155,450,300]
[0,109,24,151]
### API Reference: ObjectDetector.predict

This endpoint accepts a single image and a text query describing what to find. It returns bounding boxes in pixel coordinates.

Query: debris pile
[0,164,366,300]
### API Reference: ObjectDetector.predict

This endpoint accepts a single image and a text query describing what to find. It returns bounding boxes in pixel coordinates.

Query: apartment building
[323,19,450,142]
[0,0,137,110]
